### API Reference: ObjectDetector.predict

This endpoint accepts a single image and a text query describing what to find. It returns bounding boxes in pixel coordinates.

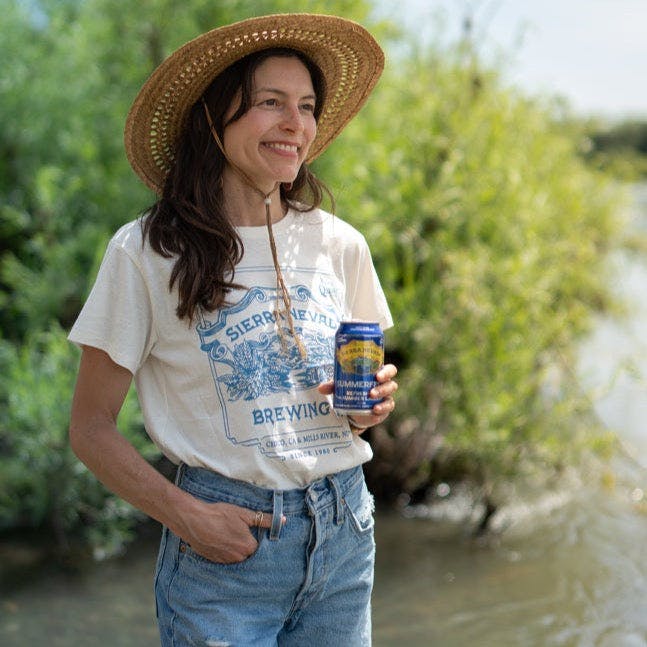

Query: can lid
[338,319,380,325]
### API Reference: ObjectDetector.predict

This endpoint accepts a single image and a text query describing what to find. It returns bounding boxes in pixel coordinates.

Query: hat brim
[124,13,384,194]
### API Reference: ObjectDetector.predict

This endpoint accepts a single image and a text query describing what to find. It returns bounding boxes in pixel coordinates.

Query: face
[222,56,317,194]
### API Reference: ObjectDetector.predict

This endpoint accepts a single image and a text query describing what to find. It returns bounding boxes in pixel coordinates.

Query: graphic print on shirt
[196,273,353,461]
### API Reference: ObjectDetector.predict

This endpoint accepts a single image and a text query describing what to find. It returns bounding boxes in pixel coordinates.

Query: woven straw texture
[124,13,384,194]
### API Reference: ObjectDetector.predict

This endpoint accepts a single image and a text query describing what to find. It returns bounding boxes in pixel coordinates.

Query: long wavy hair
[142,48,333,321]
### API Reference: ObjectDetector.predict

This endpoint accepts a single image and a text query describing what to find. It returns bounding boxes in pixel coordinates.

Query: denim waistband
[176,464,364,517]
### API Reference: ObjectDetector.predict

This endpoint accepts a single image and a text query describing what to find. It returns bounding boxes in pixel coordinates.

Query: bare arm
[69,345,278,563]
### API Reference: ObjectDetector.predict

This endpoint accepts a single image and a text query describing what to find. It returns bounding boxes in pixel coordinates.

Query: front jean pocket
[178,525,265,569]
[344,481,375,538]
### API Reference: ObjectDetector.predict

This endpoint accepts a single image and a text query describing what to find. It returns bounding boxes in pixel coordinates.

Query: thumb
[317,380,334,395]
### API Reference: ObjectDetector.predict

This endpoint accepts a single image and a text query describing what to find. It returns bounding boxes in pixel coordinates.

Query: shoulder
[296,207,369,249]
[99,216,172,281]
[104,217,164,271]
[107,218,146,254]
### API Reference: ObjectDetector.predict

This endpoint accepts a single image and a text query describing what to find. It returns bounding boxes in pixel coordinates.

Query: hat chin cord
[201,98,307,361]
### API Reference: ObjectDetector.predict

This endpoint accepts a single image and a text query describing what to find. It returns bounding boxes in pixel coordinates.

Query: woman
[69,13,397,646]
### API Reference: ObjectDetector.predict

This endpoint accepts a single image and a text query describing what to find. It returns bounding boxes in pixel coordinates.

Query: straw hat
[124,13,384,194]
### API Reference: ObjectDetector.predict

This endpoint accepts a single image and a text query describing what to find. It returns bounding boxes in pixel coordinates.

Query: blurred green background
[1,0,646,567]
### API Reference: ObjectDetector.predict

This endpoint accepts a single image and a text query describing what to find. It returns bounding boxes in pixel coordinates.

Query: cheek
[223,122,262,157]
[303,119,317,150]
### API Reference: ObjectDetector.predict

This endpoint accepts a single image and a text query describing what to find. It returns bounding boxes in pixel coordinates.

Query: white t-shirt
[69,207,393,489]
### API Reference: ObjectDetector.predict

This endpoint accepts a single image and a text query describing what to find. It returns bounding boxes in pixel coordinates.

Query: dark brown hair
[142,48,333,321]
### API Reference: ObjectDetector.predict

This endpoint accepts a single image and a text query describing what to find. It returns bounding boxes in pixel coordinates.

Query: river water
[1,186,647,647]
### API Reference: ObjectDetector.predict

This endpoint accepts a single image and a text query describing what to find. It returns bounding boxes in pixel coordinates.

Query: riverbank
[3,475,647,647]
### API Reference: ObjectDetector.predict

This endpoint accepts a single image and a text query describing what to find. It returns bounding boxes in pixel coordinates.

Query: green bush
[317,44,623,500]
[0,325,159,557]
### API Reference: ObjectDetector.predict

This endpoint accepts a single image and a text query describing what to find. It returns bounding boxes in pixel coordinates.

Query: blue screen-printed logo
[195,283,352,459]
[198,285,335,400]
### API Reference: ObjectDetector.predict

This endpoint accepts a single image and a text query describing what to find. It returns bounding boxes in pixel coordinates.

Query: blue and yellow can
[333,321,384,416]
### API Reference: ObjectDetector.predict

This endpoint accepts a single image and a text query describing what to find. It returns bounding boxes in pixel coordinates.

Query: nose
[280,103,304,132]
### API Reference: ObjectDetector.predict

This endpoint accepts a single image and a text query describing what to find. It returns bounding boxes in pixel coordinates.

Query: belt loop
[174,462,186,485]
[270,490,284,540]
[328,475,344,526]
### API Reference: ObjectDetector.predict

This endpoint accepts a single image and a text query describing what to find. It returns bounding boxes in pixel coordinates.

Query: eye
[300,102,316,113]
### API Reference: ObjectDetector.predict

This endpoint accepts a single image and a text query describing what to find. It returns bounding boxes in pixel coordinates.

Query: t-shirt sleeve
[68,239,157,375]
[346,239,393,331]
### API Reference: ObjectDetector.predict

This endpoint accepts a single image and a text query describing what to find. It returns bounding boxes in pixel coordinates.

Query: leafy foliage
[583,117,647,178]
[0,0,628,550]
[318,44,623,498]
[0,324,153,556]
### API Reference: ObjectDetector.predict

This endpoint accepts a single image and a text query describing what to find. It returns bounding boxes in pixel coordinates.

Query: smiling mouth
[264,142,299,153]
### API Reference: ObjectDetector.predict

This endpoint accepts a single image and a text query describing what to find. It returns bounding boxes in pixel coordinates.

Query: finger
[247,511,286,529]
[369,380,398,400]
[249,510,264,528]
[376,364,398,382]
[372,396,396,416]
[317,380,334,395]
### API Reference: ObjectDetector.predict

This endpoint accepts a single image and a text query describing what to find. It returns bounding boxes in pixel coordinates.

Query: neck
[223,173,285,226]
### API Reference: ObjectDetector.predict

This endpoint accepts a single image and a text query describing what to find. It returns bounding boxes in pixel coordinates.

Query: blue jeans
[155,464,375,646]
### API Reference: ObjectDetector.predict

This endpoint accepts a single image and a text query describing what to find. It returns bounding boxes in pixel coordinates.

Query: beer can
[333,320,384,416]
